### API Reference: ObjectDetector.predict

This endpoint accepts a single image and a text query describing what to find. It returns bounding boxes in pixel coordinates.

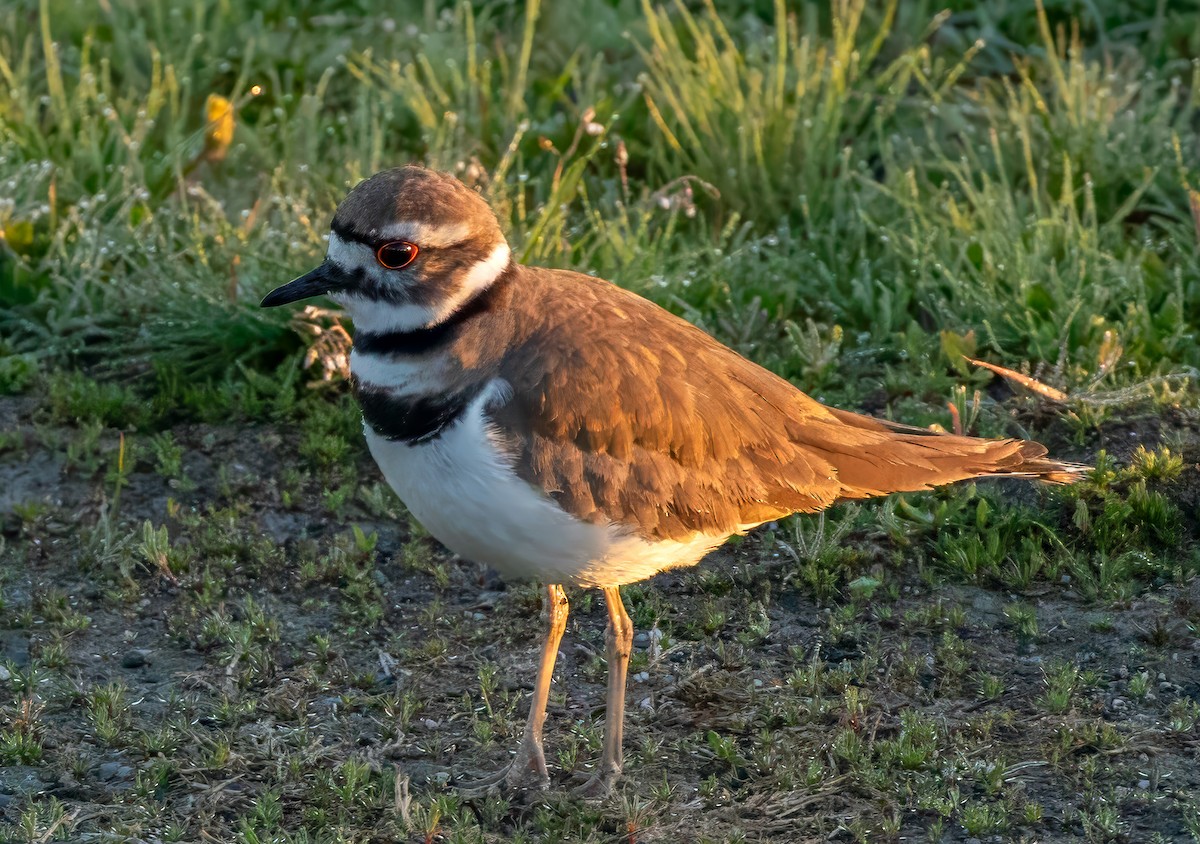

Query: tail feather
[818,408,1089,499]
[990,441,1091,485]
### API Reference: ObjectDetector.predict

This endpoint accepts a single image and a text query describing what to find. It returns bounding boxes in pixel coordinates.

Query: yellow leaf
[203,94,235,162]
[2,220,35,254]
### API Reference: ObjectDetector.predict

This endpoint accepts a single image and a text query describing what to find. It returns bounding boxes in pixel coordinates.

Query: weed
[1004,602,1039,644]
[1040,661,1081,714]
[149,430,184,479]
[87,682,131,746]
[0,697,43,764]
[959,801,1008,836]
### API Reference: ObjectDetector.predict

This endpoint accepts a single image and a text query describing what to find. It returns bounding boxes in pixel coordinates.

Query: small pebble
[1112,697,1127,710]
[1137,779,1151,790]
[0,665,10,682]
[121,650,149,669]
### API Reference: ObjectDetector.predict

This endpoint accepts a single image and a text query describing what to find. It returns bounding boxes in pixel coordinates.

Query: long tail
[816,408,1090,501]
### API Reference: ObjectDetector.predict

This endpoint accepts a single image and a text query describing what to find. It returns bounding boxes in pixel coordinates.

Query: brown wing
[489,269,1084,542]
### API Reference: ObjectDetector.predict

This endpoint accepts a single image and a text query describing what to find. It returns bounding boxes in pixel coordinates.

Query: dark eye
[376,241,418,270]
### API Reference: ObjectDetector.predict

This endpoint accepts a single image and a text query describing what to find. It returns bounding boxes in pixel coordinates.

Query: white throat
[325,231,511,334]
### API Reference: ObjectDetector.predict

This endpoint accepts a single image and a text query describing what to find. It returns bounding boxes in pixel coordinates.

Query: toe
[570,768,618,799]
[504,740,549,790]
[457,764,513,797]
[459,736,551,796]
[504,767,551,792]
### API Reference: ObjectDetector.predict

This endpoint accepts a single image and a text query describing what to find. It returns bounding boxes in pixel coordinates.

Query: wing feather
[486,269,1084,542]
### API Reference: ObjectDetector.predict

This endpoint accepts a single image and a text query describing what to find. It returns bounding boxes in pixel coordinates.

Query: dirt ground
[2,394,1199,843]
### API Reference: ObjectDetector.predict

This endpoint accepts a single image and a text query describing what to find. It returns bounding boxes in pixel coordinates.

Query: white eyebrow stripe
[375,220,472,249]
[428,242,511,323]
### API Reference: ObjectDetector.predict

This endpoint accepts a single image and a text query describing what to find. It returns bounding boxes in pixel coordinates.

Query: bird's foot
[458,740,550,796]
[570,764,620,799]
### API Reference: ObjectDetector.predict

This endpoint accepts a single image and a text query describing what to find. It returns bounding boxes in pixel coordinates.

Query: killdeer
[261,165,1086,797]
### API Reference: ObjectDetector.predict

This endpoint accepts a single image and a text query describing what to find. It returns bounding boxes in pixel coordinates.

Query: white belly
[363,383,725,587]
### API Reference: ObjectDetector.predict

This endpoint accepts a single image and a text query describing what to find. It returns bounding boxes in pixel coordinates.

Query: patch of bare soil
[1,396,1198,842]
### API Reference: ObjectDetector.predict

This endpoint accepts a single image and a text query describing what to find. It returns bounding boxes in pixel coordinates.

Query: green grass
[2,0,1196,398]
[2,0,1200,841]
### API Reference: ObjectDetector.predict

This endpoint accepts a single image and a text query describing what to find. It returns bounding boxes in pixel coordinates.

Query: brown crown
[332,165,503,247]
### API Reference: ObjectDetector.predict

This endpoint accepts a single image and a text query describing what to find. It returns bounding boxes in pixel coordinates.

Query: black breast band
[354,379,484,445]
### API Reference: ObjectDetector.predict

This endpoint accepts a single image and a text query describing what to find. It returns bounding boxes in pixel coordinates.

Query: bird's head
[261,166,511,332]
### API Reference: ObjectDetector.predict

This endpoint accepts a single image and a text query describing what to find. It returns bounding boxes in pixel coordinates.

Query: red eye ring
[375,240,419,270]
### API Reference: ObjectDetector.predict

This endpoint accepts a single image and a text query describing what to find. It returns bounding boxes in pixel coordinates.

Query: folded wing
[490,271,1086,542]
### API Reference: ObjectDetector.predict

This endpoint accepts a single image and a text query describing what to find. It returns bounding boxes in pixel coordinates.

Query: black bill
[260,261,355,308]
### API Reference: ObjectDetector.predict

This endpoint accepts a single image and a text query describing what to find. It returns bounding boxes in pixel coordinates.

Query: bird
[260,165,1087,797]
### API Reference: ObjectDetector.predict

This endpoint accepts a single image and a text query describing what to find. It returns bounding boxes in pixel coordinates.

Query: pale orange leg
[461,583,569,793]
[573,585,634,798]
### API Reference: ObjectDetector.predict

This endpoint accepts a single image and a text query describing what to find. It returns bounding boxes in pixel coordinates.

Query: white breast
[362,381,726,587]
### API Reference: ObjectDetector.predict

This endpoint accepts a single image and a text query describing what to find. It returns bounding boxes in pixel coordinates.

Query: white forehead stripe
[326,232,378,273]
[376,220,472,249]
